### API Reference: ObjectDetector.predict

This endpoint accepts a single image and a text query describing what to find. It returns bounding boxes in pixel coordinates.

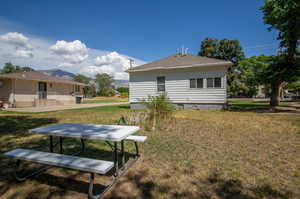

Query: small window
[190,79,196,88]
[190,78,203,88]
[74,85,80,92]
[157,76,165,92]
[197,78,203,88]
[207,77,222,88]
[207,78,214,88]
[214,77,222,88]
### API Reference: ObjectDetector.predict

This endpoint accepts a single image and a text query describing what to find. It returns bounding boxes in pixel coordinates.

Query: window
[207,78,214,88]
[157,76,165,92]
[190,79,196,88]
[74,85,80,92]
[197,78,204,88]
[190,78,203,88]
[214,77,222,88]
[207,77,222,88]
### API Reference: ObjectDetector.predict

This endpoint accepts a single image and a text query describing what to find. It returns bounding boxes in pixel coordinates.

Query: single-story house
[127,53,233,110]
[0,71,86,108]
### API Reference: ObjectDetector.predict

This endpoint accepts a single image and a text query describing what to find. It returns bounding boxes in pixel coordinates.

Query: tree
[198,38,245,96]
[261,0,300,106]
[73,74,96,97]
[95,73,114,96]
[1,63,16,74]
[73,74,91,84]
[236,55,271,97]
[0,62,35,74]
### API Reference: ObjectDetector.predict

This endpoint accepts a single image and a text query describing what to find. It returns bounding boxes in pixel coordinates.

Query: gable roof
[0,71,86,86]
[127,54,232,72]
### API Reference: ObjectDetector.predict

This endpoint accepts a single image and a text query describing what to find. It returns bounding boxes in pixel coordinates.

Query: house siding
[1,79,83,107]
[129,66,228,107]
[0,79,12,103]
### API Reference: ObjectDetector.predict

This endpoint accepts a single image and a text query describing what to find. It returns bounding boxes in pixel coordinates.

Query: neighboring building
[127,53,233,110]
[0,71,86,108]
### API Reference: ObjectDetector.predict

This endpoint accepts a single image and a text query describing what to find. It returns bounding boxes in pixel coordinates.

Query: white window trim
[189,77,224,89]
[157,76,166,92]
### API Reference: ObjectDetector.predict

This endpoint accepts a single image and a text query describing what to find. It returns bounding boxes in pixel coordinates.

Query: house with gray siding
[127,53,233,110]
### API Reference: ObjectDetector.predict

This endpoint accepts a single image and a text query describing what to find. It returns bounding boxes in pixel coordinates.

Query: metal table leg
[49,136,53,152]
[114,142,119,176]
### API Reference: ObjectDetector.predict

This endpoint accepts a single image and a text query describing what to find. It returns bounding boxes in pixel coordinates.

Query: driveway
[6,102,129,113]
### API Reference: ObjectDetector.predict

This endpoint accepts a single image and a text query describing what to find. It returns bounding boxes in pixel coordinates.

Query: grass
[83,97,128,104]
[0,103,299,198]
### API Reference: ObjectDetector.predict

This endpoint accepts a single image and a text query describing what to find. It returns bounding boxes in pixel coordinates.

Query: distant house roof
[127,54,233,72]
[0,71,86,86]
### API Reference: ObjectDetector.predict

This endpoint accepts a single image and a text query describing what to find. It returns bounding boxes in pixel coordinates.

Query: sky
[0,0,279,79]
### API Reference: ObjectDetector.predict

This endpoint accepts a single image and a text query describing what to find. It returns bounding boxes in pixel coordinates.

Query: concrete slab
[6,102,129,113]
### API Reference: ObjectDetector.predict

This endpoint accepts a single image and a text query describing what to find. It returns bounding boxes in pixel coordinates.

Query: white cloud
[50,40,88,64]
[0,32,34,58]
[0,30,145,80]
[15,49,34,58]
[95,51,130,70]
[58,62,73,67]
[0,32,32,49]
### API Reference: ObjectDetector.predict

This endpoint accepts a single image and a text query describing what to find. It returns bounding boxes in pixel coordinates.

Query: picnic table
[4,123,147,199]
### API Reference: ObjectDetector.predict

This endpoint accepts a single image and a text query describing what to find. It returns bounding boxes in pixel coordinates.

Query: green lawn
[83,98,128,104]
[0,104,299,198]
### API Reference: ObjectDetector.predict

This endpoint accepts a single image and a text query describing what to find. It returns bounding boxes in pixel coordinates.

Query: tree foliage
[0,62,35,74]
[73,74,96,97]
[198,38,245,97]
[236,56,271,97]
[262,0,300,62]
[261,0,300,106]
[95,73,114,96]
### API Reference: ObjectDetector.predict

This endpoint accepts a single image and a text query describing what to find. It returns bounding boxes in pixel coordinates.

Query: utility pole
[129,58,134,68]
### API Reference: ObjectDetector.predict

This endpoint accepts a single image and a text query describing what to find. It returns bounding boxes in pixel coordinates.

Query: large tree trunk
[270,79,283,107]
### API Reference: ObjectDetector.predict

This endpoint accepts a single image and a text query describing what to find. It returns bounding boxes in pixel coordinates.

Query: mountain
[114,79,129,88]
[39,69,129,88]
[39,69,75,79]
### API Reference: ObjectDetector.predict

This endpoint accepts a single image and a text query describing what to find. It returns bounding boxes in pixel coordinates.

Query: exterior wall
[130,103,226,110]
[0,78,12,104]
[47,82,77,104]
[5,79,83,108]
[129,66,228,106]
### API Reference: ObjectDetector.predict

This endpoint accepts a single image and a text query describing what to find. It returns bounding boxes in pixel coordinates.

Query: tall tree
[0,62,35,74]
[198,38,245,96]
[73,74,96,97]
[95,73,114,96]
[261,0,300,106]
[236,55,271,97]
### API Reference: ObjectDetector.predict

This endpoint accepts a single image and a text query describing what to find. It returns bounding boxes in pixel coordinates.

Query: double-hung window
[190,78,203,88]
[207,77,222,88]
[157,76,165,92]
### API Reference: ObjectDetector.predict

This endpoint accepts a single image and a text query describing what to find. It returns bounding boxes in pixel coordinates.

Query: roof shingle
[127,54,232,72]
[0,71,86,86]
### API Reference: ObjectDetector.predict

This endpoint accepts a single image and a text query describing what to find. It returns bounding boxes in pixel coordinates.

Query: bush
[117,87,129,93]
[141,93,175,130]
[120,92,129,98]
[99,88,116,96]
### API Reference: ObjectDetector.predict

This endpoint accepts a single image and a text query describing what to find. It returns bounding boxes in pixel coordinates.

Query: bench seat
[4,149,114,175]
[125,136,147,142]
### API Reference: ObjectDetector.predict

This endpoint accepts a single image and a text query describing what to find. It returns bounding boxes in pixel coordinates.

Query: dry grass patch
[0,105,299,198]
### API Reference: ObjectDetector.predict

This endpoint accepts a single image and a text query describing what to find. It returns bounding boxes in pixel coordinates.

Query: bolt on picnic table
[4,123,147,199]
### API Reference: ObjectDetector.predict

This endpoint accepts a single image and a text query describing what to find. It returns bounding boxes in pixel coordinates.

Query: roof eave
[126,62,233,73]
[0,76,87,86]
